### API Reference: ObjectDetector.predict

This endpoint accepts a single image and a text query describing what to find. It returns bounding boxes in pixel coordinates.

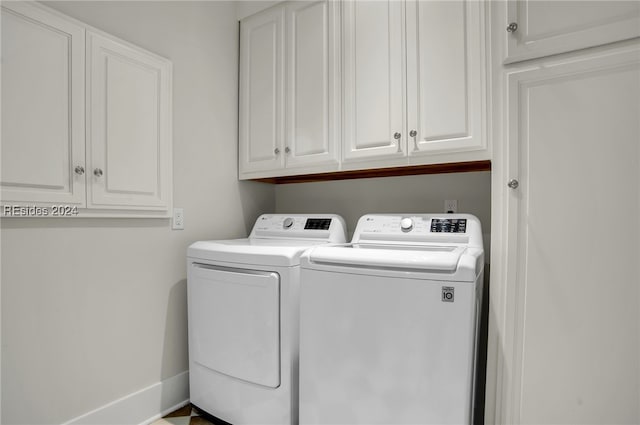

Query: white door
[284,1,340,171]
[503,46,640,423]
[505,0,640,64]
[189,264,281,388]
[1,3,86,207]
[406,0,486,158]
[239,7,285,175]
[342,0,405,163]
[86,31,172,210]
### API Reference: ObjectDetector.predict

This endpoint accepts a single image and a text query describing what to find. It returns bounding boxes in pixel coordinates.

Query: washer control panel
[353,214,480,247]
[358,215,470,236]
[430,218,467,233]
[361,215,463,235]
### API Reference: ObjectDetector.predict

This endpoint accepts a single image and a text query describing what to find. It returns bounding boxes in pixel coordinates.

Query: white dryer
[299,214,484,424]
[187,214,347,425]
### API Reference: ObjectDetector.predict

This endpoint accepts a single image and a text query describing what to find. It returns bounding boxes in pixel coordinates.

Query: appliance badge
[442,286,455,302]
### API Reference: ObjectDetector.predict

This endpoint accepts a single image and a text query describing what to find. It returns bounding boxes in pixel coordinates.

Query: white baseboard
[62,371,190,425]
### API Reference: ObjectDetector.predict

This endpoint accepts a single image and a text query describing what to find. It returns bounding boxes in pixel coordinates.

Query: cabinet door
[1,3,85,207]
[505,0,640,64]
[406,0,486,158]
[239,7,285,176]
[342,0,406,162]
[86,32,172,210]
[503,47,640,423]
[284,1,339,171]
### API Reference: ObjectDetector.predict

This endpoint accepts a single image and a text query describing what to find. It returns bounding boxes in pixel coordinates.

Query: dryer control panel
[250,214,347,243]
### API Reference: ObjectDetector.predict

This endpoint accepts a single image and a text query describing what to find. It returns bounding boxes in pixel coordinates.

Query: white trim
[62,371,189,425]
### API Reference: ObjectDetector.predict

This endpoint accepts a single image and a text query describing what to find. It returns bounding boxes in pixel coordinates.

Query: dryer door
[189,263,280,388]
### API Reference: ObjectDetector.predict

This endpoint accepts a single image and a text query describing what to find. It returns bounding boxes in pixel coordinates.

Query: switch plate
[172,208,184,230]
[444,200,458,213]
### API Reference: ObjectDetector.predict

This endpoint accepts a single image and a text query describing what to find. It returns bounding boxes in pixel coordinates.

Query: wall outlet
[172,208,184,230]
[444,200,458,213]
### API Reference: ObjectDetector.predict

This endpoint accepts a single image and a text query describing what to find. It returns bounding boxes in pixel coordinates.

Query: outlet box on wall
[172,208,184,230]
[444,200,458,213]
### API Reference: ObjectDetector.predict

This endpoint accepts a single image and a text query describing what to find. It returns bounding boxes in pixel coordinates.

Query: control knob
[400,217,413,232]
[283,217,294,229]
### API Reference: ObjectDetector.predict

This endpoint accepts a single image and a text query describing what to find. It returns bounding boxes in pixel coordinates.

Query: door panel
[406,0,485,156]
[506,47,640,423]
[285,1,339,169]
[190,264,281,388]
[239,8,285,174]
[505,1,640,63]
[342,0,405,161]
[1,3,85,206]
[87,31,171,210]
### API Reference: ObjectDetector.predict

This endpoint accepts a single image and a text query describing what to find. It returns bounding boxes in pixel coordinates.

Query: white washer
[299,214,484,424]
[187,214,346,425]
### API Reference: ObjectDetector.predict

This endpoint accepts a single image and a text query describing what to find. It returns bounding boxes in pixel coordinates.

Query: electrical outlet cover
[172,208,184,230]
[444,200,458,213]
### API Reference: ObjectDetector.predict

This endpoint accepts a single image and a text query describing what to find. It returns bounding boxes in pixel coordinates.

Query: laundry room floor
[151,404,217,425]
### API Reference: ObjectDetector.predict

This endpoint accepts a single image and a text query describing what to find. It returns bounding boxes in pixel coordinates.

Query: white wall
[236,0,280,20]
[274,172,492,256]
[0,2,274,424]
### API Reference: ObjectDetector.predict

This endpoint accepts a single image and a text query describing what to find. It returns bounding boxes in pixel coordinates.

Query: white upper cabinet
[342,0,406,163]
[504,0,640,64]
[342,0,487,167]
[87,32,172,211]
[406,0,485,158]
[1,2,172,216]
[239,0,489,179]
[1,3,86,206]
[285,1,340,170]
[239,6,285,175]
[239,1,340,179]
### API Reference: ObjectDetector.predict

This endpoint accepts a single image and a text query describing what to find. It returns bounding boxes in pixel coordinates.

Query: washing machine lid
[301,213,483,280]
[188,238,326,267]
[307,244,466,272]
